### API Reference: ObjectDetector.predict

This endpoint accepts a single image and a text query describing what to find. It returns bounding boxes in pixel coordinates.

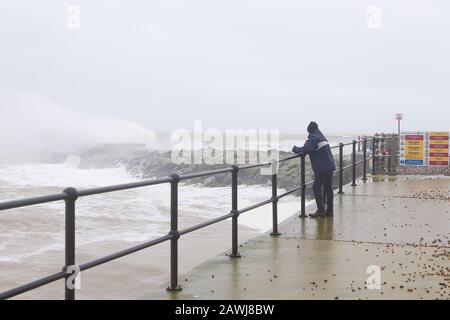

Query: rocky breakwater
[77,144,365,199]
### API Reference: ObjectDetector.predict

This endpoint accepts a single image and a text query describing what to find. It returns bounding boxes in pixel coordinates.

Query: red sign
[430,144,448,149]
[430,136,448,141]
[430,153,448,157]
[430,161,449,166]
[405,135,423,140]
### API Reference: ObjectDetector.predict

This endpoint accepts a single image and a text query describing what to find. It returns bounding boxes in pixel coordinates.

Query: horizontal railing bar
[340,138,375,146]
[239,162,271,170]
[237,176,313,215]
[77,177,174,197]
[342,160,370,169]
[79,234,172,272]
[356,138,374,142]
[269,179,315,201]
[0,271,67,300]
[238,198,273,215]
[279,154,300,163]
[374,155,392,158]
[276,186,301,199]
[179,168,233,180]
[0,193,68,211]
[179,212,234,235]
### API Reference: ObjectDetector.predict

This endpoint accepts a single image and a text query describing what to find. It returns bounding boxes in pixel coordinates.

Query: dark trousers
[313,171,334,212]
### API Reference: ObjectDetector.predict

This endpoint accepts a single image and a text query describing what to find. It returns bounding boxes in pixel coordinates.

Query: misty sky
[0,0,449,137]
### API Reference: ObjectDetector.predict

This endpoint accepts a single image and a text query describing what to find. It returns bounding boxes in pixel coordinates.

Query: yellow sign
[400,131,449,166]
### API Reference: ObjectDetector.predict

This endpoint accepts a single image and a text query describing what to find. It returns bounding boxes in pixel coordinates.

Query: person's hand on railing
[292,145,305,156]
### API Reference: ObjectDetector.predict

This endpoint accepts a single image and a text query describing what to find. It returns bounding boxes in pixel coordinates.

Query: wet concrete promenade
[143,175,449,300]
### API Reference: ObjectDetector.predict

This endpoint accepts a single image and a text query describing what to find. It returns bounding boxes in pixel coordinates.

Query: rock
[73,144,364,198]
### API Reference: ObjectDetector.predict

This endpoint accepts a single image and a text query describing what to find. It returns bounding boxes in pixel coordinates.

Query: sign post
[395,113,403,135]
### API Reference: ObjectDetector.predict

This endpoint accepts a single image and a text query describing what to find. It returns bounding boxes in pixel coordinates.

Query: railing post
[271,168,280,236]
[167,174,182,291]
[363,139,368,181]
[338,143,344,194]
[389,135,398,175]
[230,165,241,258]
[351,140,357,186]
[63,187,77,300]
[299,155,307,218]
[372,137,377,176]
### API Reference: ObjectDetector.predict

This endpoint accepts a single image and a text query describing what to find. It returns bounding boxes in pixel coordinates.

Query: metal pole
[299,155,307,218]
[63,187,77,300]
[390,135,398,175]
[351,140,357,186]
[338,143,344,194]
[271,172,280,236]
[372,137,377,176]
[363,139,368,181]
[167,174,182,291]
[230,165,241,257]
[388,136,393,174]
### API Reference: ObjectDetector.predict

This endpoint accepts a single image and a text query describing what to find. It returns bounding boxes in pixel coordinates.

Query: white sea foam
[0,156,301,263]
[0,155,136,189]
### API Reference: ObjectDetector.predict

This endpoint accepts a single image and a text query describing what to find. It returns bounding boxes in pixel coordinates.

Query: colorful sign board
[400,132,425,165]
[400,132,449,166]
[427,132,449,166]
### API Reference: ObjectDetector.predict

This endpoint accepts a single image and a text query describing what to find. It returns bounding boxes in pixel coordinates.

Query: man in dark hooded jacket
[292,122,335,217]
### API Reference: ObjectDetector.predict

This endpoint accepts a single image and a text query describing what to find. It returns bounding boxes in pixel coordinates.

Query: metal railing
[0,137,380,300]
